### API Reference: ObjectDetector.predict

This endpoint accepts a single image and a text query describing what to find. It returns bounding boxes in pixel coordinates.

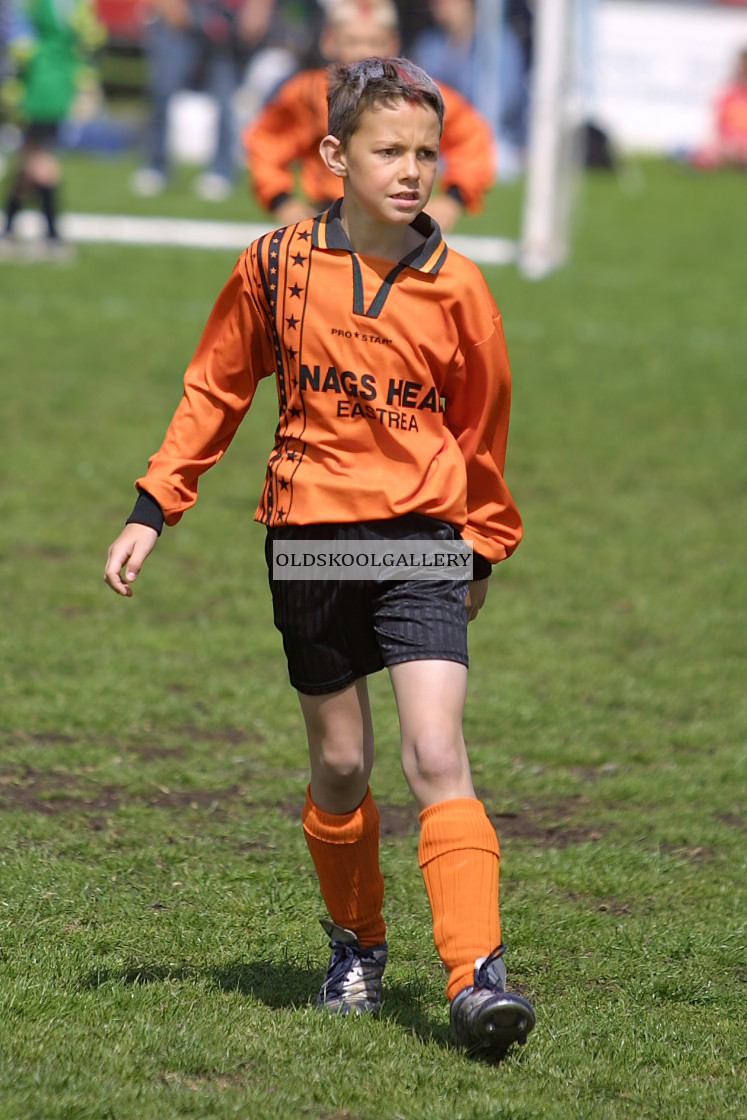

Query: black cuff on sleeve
[269,191,293,212]
[472,552,493,581]
[445,184,466,206]
[126,489,164,536]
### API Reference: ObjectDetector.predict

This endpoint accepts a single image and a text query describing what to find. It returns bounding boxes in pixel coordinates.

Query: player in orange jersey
[104,55,534,1062]
[242,0,496,232]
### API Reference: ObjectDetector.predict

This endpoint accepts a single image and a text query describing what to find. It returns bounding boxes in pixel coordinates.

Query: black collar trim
[312,198,447,275]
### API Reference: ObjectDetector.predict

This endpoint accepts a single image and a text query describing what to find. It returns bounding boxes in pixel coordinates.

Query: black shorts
[266,515,469,695]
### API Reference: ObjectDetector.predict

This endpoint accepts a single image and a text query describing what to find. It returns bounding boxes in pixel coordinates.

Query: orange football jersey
[136,203,521,566]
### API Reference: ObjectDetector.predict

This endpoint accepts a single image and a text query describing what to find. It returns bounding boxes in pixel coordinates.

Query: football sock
[38,184,59,239]
[302,786,386,947]
[418,797,501,1000]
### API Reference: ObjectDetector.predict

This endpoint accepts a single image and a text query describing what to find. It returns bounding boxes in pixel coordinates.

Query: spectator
[131,0,275,201]
[242,0,496,232]
[692,46,747,170]
[411,0,530,177]
[0,0,104,259]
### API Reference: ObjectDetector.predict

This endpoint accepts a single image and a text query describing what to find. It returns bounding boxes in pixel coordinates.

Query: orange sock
[418,797,501,1000]
[302,786,386,947]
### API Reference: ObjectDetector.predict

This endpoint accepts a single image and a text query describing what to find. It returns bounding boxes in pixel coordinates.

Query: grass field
[0,154,745,1119]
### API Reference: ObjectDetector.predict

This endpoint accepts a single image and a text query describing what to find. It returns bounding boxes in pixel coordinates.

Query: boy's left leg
[390,658,535,1057]
[389,659,496,995]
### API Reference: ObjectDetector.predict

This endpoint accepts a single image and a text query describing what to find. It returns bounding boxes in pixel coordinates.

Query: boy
[105,55,535,1062]
[242,0,495,233]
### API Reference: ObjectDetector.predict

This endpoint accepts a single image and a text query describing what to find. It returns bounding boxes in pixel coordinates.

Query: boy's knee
[401,732,467,787]
[312,737,369,787]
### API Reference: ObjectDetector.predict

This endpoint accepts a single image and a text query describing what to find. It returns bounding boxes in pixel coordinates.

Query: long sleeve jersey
[242,67,496,214]
[135,202,522,566]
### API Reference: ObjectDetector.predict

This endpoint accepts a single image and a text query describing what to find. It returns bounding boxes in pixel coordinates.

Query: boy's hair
[327,57,445,148]
[326,0,398,32]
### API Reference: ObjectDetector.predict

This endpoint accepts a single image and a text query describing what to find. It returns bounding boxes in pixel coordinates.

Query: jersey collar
[312,198,448,275]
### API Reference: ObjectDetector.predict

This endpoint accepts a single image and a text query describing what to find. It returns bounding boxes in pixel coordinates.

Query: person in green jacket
[1,0,103,256]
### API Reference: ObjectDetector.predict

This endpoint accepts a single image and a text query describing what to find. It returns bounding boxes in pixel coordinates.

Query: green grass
[0,157,745,1119]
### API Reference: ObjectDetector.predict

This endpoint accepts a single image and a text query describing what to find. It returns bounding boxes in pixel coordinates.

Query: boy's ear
[320,134,347,179]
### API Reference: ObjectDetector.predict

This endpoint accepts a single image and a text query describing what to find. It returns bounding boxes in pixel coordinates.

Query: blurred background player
[0,0,104,259]
[410,0,531,180]
[242,0,496,231]
[131,0,275,200]
[691,46,747,170]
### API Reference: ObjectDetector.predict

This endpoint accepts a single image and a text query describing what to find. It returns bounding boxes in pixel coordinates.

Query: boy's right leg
[299,680,386,948]
[299,681,387,1014]
[300,677,374,815]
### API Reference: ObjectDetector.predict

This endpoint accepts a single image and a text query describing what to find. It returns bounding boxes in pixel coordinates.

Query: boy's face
[337,99,441,226]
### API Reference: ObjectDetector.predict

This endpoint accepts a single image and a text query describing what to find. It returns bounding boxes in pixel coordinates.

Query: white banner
[592,1,747,151]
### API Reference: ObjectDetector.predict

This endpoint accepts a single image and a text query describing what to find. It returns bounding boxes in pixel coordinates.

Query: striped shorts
[265,515,469,695]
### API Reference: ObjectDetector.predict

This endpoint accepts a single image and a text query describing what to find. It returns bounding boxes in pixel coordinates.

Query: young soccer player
[104,55,535,1062]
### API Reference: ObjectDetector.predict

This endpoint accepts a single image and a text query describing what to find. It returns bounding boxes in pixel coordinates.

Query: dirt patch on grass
[488,809,604,847]
[0,767,241,817]
[718,812,745,831]
[280,796,606,847]
[0,766,606,848]
[162,1067,260,1091]
[659,842,715,863]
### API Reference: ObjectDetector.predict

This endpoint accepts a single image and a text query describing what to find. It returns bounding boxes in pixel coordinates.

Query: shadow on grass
[78,958,317,1007]
[209,957,321,1007]
[78,958,448,1046]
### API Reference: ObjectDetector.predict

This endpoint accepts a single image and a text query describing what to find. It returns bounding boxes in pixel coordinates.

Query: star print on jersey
[255,210,456,528]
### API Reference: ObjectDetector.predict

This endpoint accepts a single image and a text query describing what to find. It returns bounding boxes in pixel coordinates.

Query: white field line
[5,209,518,265]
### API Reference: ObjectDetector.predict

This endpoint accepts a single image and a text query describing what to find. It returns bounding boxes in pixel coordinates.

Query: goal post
[518,0,589,279]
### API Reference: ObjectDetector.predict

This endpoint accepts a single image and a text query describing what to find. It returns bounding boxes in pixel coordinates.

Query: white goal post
[517,0,589,279]
[470,0,589,279]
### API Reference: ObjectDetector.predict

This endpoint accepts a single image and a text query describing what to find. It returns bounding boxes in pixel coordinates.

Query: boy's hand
[465,577,489,622]
[273,198,317,225]
[426,193,464,234]
[104,524,159,597]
